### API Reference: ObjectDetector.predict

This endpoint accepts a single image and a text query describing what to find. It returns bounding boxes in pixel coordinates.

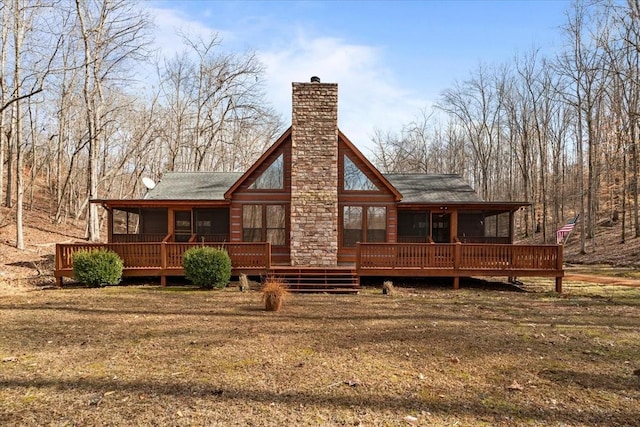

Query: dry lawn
[1,281,639,426]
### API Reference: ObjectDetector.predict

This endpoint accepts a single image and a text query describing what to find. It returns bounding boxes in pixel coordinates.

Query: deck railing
[56,241,563,291]
[111,233,168,243]
[357,242,562,273]
[55,242,271,285]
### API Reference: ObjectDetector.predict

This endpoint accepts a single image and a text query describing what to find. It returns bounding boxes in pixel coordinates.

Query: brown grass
[1,281,638,426]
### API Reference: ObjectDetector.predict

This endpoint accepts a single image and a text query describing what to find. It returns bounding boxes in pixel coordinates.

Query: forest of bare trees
[0,0,283,246]
[1,0,640,255]
[372,0,640,253]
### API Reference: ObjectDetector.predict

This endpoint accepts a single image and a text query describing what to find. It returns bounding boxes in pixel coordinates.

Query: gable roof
[383,174,482,204]
[145,172,243,200]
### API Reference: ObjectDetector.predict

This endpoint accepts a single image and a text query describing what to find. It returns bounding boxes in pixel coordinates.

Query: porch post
[107,207,113,243]
[509,210,515,243]
[450,208,458,243]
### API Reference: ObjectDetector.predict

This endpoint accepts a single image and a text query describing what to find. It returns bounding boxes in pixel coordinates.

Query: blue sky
[149,0,572,154]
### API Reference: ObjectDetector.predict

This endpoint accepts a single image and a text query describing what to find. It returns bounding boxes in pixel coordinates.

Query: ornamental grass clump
[261,276,289,311]
[182,246,231,289]
[72,249,123,287]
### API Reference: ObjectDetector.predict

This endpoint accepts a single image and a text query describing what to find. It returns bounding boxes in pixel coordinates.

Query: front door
[431,213,451,243]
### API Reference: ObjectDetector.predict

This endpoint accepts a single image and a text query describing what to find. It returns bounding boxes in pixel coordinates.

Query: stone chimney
[290,77,339,266]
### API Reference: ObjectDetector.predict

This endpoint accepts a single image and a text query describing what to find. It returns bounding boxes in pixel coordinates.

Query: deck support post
[555,276,562,293]
[453,276,460,290]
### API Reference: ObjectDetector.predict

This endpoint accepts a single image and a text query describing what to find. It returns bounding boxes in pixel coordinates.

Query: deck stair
[267,267,359,293]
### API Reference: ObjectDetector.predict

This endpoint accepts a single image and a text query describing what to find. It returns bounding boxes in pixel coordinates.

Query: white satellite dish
[142,177,156,190]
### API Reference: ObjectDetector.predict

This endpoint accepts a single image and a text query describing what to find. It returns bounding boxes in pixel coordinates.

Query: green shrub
[182,246,231,289]
[72,249,123,287]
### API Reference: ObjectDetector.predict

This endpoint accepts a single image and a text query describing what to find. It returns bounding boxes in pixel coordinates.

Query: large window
[343,156,376,191]
[250,153,283,189]
[113,209,140,234]
[243,204,286,246]
[343,206,386,247]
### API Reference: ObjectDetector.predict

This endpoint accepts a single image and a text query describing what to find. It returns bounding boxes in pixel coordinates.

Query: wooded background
[1,0,639,255]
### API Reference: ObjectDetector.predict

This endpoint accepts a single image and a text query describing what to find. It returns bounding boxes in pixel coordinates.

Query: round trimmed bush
[182,246,231,289]
[72,249,123,287]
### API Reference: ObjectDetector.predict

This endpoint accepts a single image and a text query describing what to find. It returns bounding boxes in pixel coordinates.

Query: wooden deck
[357,242,564,291]
[55,242,271,286]
[55,241,564,292]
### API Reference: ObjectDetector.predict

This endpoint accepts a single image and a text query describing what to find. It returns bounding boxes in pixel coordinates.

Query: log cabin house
[55,78,564,292]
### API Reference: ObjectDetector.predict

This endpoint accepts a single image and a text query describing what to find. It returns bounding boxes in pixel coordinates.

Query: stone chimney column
[290,77,339,267]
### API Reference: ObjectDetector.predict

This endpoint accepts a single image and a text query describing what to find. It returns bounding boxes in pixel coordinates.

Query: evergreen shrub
[72,249,123,287]
[182,246,231,289]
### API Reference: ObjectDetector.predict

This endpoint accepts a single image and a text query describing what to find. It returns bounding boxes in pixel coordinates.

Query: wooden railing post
[55,244,63,287]
[160,242,167,287]
[453,242,461,290]
[555,244,563,293]
[355,243,361,273]
[266,243,271,269]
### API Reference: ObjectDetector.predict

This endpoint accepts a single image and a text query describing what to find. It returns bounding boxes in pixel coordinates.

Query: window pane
[266,205,285,228]
[243,205,262,242]
[266,229,285,246]
[344,156,376,191]
[266,205,286,246]
[243,229,262,242]
[367,207,386,242]
[243,205,262,228]
[250,154,283,189]
[343,206,362,247]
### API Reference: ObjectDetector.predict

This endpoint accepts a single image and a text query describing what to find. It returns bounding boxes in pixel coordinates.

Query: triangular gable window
[344,155,377,191]
[250,153,283,189]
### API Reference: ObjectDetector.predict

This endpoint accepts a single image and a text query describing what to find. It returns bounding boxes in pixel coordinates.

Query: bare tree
[155,33,282,174]
[438,64,502,200]
[74,0,152,241]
